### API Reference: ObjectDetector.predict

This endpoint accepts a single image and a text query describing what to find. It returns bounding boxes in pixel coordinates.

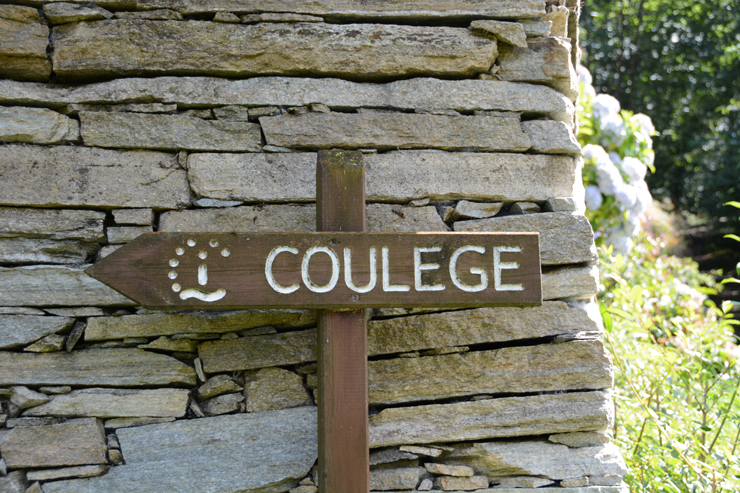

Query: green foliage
[600,233,740,491]
[581,0,740,227]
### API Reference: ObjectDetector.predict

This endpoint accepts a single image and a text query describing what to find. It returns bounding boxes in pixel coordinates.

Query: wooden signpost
[88,149,542,493]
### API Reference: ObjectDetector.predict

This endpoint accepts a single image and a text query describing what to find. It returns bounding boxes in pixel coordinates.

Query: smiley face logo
[168,238,230,302]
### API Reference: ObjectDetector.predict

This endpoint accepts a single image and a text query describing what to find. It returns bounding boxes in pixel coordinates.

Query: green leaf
[724,234,740,242]
[725,201,740,209]
[600,302,613,331]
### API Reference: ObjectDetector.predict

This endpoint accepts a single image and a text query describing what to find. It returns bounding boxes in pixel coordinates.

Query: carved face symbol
[168,238,230,302]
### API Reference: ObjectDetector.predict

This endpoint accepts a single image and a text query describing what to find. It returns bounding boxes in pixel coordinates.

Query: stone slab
[79,0,545,19]
[0,5,50,82]
[0,349,196,387]
[0,265,133,307]
[188,151,577,203]
[454,212,597,266]
[0,238,100,264]
[0,107,79,144]
[23,388,191,418]
[43,3,112,24]
[0,418,106,469]
[112,209,154,226]
[80,112,262,151]
[85,309,315,341]
[368,340,612,405]
[160,204,448,233]
[26,465,108,482]
[43,408,318,493]
[368,391,612,447]
[243,367,312,413]
[0,77,574,123]
[52,20,495,81]
[260,113,529,152]
[498,37,577,100]
[370,467,424,491]
[542,264,599,300]
[470,20,527,48]
[522,120,580,155]
[447,440,627,481]
[0,207,106,242]
[0,316,73,350]
[200,302,601,372]
[0,145,190,209]
[106,226,152,244]
[0,470,27,493]
[103,417,176,429]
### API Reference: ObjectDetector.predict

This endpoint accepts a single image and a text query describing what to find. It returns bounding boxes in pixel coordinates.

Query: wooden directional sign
[87,231,541,309]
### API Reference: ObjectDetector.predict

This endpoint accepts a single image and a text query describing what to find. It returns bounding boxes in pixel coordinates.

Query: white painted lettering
[265,246,300,294]
[449,245,488,292]
[414,246,445,292]
[344,247,377,293]
[197,264,208,286]
[302,246,340,293]
[382,247,410,292]
[493,246,524,291]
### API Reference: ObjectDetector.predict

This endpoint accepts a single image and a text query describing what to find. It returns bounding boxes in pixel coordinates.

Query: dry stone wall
[0,0,629,492]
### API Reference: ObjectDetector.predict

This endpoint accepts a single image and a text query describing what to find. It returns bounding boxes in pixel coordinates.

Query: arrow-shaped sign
[87,231,541,310]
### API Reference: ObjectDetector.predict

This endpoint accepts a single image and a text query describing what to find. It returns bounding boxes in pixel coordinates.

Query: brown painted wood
[86,231,542,309]
[316,149,368,493]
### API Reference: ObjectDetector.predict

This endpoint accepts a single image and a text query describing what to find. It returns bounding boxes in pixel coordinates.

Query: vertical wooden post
[316,149,369,493]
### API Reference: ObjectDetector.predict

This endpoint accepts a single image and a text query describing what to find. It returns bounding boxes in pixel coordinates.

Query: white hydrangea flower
[631,113,656,136]
[581,84,596,98]
[592,94,621,121]
[609,152,622,166]
[613,183,638,211]
[594,153,624,196]
[578,65,593,85]
[642,151,655,168]
[621,156,647,182]
[585,185,603,210]
[583,144,609,163]
[609,234,634,254]
[600,114,627,146]
[622,213,641,236]
[632,180,653,213]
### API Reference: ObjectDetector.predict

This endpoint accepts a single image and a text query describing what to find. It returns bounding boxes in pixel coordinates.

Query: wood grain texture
[316,149,369,493]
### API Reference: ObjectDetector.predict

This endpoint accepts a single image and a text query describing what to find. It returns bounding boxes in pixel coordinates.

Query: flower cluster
[577,67,657,254]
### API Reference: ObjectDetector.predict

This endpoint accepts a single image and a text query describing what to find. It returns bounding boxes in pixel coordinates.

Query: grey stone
[0,266,133,307]
[542,264,599,300]
[470,20,527,48]
[0,308,44,315]
[160,204,448,233]
[0,145,190,209]
[39,386,72,395]
[65,321,85,352]
[243,367,313,413]
[521,20,552,37]
[543,6,569,37]
[193,198,243,208]
[189,151,577,204]
[23,334,66,353]
[24,483,42,493]
[370,448,419,466]
[425,463,473,477]
[370,468,424,491]
[97,0,545,19]
[10,386,50,411]
[509,201,541,214]
[435,476,489,490]
[0,316,73,350]
[213,105,251,121]
[260,113,528,152]
[399,445,443,457]
[103,417,175,429]
[450,201,503,221]
[108,449,123,464]
[112,209,154,226]
[85,309,315,341]
[447,440,627,481]
[368,340,612,405]
[26,465,107,482]
[52,21,495,81]
[522,120,580,155]
[0,77,574,124]
[0,237,99,265]
[248,106,282,118]
[549,431,610,448]
[560,477,590,487]
[0,208,105,242]
[0,5,50,82]
[241,13,323,23]
[23,388,190,418]
[0,107,79,144]
[454,212,597,265]
[201,302,601,371]
[43,408,319,493]
[106,226,152,244]
[0,349,196,387]
[202,392,243,416]
[198,375,243,400]
[368,391,613,448]
[4,417,64,428]
[0,471,27,493]
[80,112,262,152]
[139,337,198,353]
[498,37,577,100]
[43,3,112,25]
[491,477,554,488]
[0,418,107,469]
[544,197,576,212]
[417,478,434,491]
[213,11,240,22]
[114,9,183,20]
